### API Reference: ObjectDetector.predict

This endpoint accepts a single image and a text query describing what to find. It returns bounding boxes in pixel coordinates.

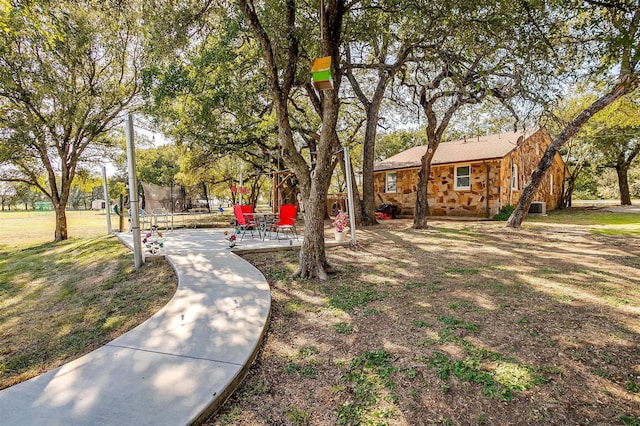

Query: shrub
[493,205,515,221]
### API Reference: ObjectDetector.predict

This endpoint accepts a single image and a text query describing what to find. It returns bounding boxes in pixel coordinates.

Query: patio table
[245,212,279,240]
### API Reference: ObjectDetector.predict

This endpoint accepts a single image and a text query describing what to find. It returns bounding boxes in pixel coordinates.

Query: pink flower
[332,211,348,232]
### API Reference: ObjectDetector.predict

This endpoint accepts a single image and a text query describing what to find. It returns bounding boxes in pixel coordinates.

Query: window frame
[549,173,554,195]
[511,163,519,190]
[454,164,471,191]
[385,172,397,193]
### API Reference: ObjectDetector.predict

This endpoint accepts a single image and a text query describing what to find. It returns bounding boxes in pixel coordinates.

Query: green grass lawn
[0,210,116,250]
[209,210,640,425]
[526,208,640,236]
[0,210,177,389]
[0,209,236,251]
[528,208,640,225]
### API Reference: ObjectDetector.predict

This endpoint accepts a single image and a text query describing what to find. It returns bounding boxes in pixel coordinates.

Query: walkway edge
[146,254,271,424]
[189,306,270,425]
[0,230,272,426]
[128,240,272,425]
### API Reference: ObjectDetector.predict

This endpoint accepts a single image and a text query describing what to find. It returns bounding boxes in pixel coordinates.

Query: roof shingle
[374,129,535,172]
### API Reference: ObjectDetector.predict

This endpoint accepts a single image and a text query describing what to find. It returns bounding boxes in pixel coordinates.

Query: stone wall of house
[374,160,503,217]
[373,129,566,217]
[499,130,564,211]
[428,161,503,216]
[374,168,418,217]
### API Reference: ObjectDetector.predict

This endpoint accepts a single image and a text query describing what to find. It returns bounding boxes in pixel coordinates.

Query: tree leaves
[0,0,148,240]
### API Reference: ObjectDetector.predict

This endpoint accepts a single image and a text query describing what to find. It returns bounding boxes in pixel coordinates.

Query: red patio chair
[273,204,298,240]
[233,205,258,240]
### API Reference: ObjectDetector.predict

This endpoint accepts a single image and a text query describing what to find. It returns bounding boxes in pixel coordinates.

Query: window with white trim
[386,172,397,193]
[454,165,471,190]
[511,163,518,190]
[550,173,554,195]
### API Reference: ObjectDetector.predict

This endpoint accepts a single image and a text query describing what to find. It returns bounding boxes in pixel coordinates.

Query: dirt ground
[208,219,640,426]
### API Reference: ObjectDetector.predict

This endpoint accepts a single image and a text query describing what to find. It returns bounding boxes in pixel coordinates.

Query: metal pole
[125,113,143,269]
[239,172,243,205]
[119,194,124,232]
[102,166,112,234]
[170,180,174,230]
[343,147,357,245]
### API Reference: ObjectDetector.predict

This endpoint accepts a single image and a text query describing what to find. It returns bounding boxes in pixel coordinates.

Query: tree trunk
[202,182,211,212]
[506,76,635,228]
[361,107,381,226]
[46,165,72,242]
[506,150,555,227]
[296,176,334,279]
[54,204,68,241]
[562,177,575,208]
[617,165,632,205]
[414,147,435,229]
[273,91,336,279]
[294,89,340,279]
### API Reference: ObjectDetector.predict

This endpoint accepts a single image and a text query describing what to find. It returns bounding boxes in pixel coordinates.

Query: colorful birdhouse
[311,56,333,91]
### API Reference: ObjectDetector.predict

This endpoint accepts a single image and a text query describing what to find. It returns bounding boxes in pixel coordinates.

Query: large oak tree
[506,0,640,227]
[0,0,145,241]
[343,0,420,225]
[236,0,348,279]
[407,0,538,228]
[590,97,640,205]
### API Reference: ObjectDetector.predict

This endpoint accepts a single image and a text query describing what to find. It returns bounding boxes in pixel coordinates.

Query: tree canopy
[0,0,146,240]
[506,0,640,227]
[2,0,639,249]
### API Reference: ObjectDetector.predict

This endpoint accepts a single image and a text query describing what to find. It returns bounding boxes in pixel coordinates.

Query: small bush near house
[492,204,515,221]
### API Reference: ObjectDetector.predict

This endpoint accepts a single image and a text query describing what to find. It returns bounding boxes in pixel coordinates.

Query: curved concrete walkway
[0,229,292,425]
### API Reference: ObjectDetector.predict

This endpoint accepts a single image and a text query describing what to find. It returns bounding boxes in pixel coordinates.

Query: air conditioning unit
[528,201,546,215]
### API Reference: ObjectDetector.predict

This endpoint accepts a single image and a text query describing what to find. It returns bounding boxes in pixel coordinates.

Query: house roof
[374,129,537,172]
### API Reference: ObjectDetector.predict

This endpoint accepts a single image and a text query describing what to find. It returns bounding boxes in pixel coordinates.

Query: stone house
[373,128,566,218]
